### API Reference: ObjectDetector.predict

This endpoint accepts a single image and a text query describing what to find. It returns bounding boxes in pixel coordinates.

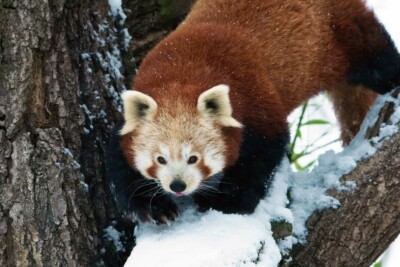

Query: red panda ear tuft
[120,91,158,135]
[197,84,242,128]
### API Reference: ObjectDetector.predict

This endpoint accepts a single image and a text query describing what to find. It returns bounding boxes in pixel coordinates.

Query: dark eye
[157,156,167,165]
[188,156,198,164]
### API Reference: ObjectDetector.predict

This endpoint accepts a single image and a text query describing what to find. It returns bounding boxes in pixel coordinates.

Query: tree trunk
[122,0,194,84]
[0,0,134,265]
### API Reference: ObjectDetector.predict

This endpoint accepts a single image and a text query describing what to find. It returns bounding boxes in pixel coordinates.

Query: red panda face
[133,130,226,196]
[120,84,242,196]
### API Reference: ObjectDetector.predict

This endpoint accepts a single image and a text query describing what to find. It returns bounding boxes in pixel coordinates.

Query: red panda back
[184,0,346,109]
[134,0,399,140]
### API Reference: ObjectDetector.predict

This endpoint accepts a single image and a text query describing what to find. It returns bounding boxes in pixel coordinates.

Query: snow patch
[122,28,132,50]
[104,226,125,252]
[62,148,81,170]
[107,0,127,22]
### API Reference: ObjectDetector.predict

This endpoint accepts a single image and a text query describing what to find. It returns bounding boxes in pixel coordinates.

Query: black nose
[170,180,187,193]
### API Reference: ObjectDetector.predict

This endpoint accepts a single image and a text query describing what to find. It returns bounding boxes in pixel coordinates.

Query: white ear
[120,91,158,135]
[197,84,242,128]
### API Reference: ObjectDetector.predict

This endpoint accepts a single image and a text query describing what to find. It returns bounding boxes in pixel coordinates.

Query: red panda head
[120,84,242,196]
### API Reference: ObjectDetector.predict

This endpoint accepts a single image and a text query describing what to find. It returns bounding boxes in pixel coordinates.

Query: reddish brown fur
[121,133,135,167]
[124,0,392,168]
[198,160,212,180]
[327,82,378,145]
[221,127,243,168]
[146,165,158,179]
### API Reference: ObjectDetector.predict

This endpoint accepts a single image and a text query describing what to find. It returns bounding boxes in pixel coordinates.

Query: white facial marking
[204,147,225,174]
[159,144,170,161]
[181,168,202,194]
[182,144,192,160]
[135,150,153,178]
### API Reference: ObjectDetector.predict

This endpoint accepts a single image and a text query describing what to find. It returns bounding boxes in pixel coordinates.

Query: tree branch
[291,88,400,266]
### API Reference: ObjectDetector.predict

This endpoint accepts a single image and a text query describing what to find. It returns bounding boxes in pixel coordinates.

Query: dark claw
[135,195,179,224]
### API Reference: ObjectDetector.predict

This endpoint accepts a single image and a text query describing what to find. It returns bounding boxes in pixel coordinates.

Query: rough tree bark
[0,0,399,266]
[123,0,195,65]
[0,0,135,266]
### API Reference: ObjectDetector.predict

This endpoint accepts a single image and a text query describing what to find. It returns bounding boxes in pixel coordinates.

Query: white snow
[80,181,89,192]
[104,226,125,252]
[106,48,123,79]
[107,0,127,21]
[122,28,132,50]
[81,53,91,60]
[123,1,400,266]
[382,235,400,267]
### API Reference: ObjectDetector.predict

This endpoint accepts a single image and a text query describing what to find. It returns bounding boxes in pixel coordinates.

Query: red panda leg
[327,82,377,146]
[194,128,289,214]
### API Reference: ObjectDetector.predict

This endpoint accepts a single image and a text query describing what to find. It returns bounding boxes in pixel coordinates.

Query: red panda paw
[135,195,180,224]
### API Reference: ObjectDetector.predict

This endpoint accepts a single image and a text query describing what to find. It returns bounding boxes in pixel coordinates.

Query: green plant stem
[291,138,340,162]
[290,101,308,162]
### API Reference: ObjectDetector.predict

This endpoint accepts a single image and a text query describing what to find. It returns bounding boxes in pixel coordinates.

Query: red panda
[106,0,400,223]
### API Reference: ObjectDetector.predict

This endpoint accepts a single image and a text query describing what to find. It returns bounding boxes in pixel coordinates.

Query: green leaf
[301,119,330,126]
[290,152,298,163]
[302,160,316,170]
[294,161,303,171]
[291,151,305,162]
[295,129,302,139]
[293,160,316,171]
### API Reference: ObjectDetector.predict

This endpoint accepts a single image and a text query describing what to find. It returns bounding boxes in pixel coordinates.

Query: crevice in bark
[5,217,13,266]
[0,111,6,121]
[1,1,16,10]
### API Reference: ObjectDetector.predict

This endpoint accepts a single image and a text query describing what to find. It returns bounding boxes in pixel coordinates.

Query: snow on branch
[124,88,400,267]
[292,87,400,266]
